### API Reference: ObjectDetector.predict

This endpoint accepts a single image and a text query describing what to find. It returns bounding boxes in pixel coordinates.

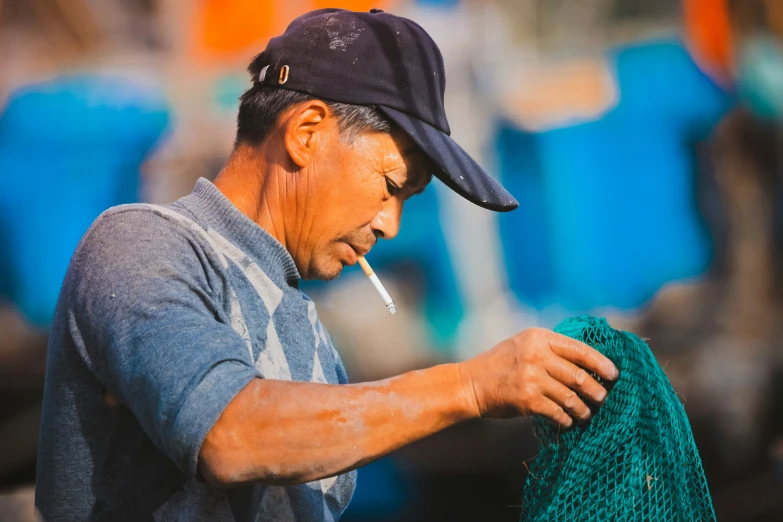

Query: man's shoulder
[82,202,212,249]
[72,202,219,273]
[61,201,229,318]
[95,202,201,232]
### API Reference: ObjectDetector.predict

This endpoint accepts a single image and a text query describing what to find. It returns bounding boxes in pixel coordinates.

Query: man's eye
[385,178,400,197]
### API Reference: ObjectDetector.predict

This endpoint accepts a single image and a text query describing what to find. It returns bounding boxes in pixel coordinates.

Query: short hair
[235,53,392,147]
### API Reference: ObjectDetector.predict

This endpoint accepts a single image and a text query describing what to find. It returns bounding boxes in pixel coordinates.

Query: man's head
[220,8,517,280]
[232,65,433,280]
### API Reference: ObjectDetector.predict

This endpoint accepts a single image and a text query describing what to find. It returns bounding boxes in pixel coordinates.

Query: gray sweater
[36,178,356,521]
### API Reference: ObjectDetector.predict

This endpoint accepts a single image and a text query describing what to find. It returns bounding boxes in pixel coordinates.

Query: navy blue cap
[253,8,518,212]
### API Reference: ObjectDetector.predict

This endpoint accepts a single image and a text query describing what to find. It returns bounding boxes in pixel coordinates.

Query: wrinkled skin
[215,100,431,281]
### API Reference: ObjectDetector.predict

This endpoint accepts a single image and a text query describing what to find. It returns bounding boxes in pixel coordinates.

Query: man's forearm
[199,363,479,487]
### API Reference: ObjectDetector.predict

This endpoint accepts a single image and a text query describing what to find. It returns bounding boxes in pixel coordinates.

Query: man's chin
[304,261,344,281]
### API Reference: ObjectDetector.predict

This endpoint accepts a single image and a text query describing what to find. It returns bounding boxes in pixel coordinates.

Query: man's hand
[460,328,619,427]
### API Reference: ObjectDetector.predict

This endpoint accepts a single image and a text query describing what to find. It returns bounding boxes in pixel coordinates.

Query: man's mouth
[348,243,371,258]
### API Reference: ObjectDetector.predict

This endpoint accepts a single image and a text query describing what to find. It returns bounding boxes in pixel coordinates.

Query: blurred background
[1,0,782,520]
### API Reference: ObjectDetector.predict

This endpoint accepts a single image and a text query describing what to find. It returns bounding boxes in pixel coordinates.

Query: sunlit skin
[214,100,431,281]
[198,100,620,488]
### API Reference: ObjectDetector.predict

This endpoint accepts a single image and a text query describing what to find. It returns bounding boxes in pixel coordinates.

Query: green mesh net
[519,316,716,522]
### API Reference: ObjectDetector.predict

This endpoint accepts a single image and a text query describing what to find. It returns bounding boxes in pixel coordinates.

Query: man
[35,9,618,521]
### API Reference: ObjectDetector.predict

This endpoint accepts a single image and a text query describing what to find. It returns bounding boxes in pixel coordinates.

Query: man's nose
[370,199,403,240]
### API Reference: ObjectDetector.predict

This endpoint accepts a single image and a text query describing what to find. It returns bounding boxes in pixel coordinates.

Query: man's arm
[199,362,473,487]
[199,328,619,487]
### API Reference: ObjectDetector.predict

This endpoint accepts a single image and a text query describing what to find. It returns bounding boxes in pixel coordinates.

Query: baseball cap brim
[378,106,518,212]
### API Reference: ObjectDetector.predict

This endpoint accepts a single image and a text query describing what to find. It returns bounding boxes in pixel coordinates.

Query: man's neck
[213,145,290,251]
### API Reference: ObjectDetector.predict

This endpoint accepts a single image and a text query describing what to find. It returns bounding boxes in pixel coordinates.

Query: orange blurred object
[683,0,734,81]
[193,0,394,63]
[312,0,388,11]
[195,0,276,58]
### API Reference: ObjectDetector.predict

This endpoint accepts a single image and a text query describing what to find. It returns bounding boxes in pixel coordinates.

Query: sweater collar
[183,178,300,287]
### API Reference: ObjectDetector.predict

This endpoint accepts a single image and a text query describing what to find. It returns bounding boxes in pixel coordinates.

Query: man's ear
[283,100,332,168]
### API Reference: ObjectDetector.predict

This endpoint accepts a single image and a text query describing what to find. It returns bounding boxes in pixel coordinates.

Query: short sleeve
[67,209,260,476]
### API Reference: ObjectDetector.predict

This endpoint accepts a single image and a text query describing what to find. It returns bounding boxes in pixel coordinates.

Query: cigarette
[357,256,397,315]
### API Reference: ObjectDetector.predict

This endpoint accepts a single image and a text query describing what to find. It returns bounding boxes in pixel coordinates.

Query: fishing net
[519,316,715,522]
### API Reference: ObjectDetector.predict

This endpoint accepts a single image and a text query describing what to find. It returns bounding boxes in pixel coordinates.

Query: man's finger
[546,356,607,404]
[531,396,573,428]
[543,379,591,421]
[547,333,618,382]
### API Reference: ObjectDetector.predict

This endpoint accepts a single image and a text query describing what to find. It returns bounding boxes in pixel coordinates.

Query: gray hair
[235,54,392,146]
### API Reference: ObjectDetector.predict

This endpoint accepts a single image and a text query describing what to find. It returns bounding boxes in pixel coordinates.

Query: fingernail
[609,365,619,380]
[596,388,607,402]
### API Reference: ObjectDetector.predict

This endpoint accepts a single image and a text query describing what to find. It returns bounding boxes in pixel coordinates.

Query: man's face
[294,127,432,280]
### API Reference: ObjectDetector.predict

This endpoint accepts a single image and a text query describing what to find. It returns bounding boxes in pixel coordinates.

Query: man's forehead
[377,132,426,165]
[360,128,434,192]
